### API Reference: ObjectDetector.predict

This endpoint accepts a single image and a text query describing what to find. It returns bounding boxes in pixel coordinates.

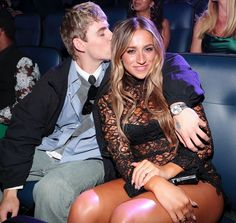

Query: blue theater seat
[14,14,41,46]
[18,46,62,76]
[41,13,66,56]
[164,3,194,53]
[103,7,127,30]
[180,53,236,222]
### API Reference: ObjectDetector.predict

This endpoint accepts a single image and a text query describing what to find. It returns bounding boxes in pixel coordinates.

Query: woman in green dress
[191,0,236,54]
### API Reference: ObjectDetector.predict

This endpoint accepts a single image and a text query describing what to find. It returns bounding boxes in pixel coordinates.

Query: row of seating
[14,13,65,53]
[180,53,236,223]
[14,2,195,55]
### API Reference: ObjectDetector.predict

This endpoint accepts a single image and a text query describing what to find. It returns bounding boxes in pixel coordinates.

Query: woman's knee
[68,189,101,223]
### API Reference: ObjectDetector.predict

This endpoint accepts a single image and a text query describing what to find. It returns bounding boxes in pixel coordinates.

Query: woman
[128,0,170,49]
[68,17,224,223]
[191,0,236,53]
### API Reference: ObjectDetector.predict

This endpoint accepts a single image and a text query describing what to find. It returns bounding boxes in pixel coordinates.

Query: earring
[130,3,134,11]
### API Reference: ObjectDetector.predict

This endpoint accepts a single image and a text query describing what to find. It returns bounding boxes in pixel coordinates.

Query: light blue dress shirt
[36,60,109,163]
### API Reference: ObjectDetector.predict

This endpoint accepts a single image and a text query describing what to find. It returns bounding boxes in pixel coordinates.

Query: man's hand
[173,107,209,152]
[0,189,19,223]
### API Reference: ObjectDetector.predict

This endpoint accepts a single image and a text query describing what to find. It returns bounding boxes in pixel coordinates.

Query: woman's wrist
[144,175,167,192]
[159,162,183,179]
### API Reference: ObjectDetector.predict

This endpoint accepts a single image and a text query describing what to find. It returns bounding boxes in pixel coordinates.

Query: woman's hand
[131,160,166,189]
[147,176,198,223]
[131,160,183,189]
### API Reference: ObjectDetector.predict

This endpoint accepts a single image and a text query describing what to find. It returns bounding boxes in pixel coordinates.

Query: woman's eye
[145,47,154,52]
[126,49,135,54]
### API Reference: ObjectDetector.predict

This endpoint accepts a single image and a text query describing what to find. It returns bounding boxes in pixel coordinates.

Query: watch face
[171,105,182,115]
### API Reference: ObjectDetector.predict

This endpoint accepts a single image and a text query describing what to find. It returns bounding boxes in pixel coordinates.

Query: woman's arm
[98,94,135,183]
[190,20,203,53]
[144,175,197,223]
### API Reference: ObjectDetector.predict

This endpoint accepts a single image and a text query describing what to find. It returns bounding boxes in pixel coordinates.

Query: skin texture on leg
[68,179,224,223]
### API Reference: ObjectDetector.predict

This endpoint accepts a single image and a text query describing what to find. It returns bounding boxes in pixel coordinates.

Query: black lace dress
[98,75,222,197]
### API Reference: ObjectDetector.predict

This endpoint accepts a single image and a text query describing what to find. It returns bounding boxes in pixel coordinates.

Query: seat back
[41,13,65,54]
[164,3,194,53]
[14,14,41,46]
[103,7,127,30]
[180,53,236,221]
[18,46,61,76]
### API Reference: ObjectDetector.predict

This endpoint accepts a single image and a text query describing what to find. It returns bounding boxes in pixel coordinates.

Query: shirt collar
[74,61,103,83]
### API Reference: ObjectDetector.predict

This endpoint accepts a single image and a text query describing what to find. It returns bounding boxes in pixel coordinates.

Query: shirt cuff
[5,185,23,190]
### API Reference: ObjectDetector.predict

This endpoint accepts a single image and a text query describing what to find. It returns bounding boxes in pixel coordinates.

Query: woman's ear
[73,37,85,52]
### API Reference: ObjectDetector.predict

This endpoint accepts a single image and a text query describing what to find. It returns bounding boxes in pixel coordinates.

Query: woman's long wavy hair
[128,0,164,32]
[198,0,236,38]
[110,17,177,146]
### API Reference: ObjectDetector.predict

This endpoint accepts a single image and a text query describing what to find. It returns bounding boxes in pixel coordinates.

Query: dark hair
[0,8,15,40]
[127,0,164,32]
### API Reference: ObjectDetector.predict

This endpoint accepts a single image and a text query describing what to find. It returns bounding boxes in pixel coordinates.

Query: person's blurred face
[132,0,154,12]
[121,29,156,79]
[84,19,112,62]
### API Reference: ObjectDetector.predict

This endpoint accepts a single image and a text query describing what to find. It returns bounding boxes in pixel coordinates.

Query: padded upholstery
[103,7,127,30]
[14,14,41,46]
[164,3,194,53]
[181,53,236,222]
[18,46,61,76]
[41,13,65,54]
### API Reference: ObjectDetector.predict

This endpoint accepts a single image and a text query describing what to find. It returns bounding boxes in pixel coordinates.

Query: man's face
[84,20,112,62]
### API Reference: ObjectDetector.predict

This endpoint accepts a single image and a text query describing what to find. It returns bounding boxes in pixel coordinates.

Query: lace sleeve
[0,57,40,124]
[98,94,135,182]
[172,104,214,171]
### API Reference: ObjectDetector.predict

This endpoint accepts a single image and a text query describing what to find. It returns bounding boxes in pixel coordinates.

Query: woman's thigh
[69,180,224,223]
[110,181,224,223]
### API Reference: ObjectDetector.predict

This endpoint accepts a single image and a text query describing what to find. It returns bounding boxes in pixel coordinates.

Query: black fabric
[0,59,71,189]
[125,121,164,146]
[0,44,23,109]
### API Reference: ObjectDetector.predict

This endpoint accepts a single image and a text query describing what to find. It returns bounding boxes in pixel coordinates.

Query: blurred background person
[128,0,170,49]
[0,9,40,138]
[191,0,236,53]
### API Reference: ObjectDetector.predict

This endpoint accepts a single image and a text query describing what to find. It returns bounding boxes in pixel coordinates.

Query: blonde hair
[60,1,107,60]
[110,17,177,145]
[198,0,236,38]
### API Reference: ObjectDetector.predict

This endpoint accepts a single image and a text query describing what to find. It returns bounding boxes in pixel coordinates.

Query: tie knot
[88,75,96,85]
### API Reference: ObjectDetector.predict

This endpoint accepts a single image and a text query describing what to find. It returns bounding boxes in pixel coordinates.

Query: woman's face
[121,29,157,80]
[132,0,154,12]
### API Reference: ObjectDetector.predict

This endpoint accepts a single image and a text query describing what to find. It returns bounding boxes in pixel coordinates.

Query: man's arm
[0,189,19,223]
[162,53,208,151]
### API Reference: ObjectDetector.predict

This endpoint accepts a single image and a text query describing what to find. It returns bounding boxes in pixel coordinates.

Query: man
[0,8,40,138]
[0,2,208,223]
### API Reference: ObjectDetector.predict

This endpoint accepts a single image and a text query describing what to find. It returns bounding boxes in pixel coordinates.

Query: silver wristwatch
[170,102,188,116]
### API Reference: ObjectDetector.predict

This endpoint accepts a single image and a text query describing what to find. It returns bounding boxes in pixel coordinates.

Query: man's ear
[73,37,86,52]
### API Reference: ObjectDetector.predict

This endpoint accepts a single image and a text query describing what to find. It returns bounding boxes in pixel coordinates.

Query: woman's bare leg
[110,181,224,223]
[68,179,130,223]
[68,180,224,223]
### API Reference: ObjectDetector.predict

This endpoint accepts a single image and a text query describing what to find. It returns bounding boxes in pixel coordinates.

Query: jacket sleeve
[0,72,61,189]
[162,53,204,107]
[0,57,40,124]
